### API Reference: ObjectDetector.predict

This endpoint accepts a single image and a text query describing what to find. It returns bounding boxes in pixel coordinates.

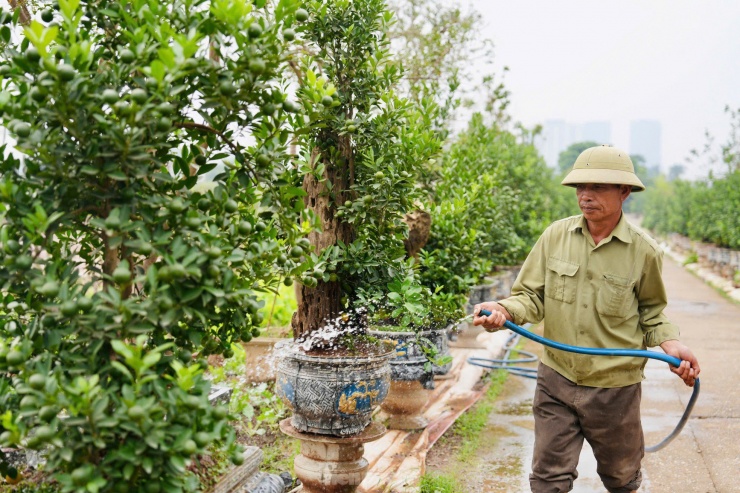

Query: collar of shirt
[567,213,633,245]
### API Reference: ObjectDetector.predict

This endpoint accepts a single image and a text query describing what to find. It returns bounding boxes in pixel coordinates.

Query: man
[473,145,700,493]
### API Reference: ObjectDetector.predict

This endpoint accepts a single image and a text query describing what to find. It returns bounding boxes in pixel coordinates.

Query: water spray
[467,309,700,453]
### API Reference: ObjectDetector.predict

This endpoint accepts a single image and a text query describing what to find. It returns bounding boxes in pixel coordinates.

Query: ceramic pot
[275,342,393,436]
[367,329,437,430]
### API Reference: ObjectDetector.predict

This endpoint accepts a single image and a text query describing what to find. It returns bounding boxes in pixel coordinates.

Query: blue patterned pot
[275,342,393,436]
[369,327,451,380]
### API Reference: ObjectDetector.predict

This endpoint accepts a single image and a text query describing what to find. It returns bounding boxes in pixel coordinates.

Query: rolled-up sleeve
[639,249,680,347]
[498,231,547,326]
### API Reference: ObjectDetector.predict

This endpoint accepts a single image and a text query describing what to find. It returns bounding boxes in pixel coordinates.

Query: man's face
[575,183,631,223]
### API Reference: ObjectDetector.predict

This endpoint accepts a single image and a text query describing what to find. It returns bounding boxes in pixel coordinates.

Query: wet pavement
[469,255,740,492]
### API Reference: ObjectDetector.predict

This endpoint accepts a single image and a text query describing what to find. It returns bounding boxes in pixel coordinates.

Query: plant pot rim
[277,340,395,364]
[368,326,450,337]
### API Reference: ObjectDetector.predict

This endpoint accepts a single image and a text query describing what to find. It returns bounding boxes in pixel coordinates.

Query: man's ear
[620,185,632,203]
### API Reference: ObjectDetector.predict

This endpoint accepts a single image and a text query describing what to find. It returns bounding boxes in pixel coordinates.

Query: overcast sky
[464,0,740,177]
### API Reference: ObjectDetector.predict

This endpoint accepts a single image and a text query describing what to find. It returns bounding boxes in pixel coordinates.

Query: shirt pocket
[545,257,580,303]
[597,273,635,317]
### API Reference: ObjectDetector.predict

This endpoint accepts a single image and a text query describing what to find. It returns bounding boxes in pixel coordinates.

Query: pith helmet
[561,145,645,192]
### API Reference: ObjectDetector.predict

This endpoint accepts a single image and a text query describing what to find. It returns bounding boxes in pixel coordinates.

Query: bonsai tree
[289,0,442,343]
[0,0,310,490]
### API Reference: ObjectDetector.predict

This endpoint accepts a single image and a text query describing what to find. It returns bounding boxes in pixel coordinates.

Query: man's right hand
[472,302,512,332]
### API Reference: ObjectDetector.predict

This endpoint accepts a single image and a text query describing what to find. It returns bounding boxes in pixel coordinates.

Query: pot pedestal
[280,419,385,493]
[380,380,431,430]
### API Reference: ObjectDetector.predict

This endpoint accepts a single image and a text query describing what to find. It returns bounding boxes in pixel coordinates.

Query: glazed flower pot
[367,329,436,430]
[275,341,393,436]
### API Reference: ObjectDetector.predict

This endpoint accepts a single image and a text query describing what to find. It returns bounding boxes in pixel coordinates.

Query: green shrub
[0,0,311,490]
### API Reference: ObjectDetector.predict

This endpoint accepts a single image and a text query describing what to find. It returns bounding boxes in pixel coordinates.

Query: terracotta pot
[275,341,393,436]
[241,337,285,383]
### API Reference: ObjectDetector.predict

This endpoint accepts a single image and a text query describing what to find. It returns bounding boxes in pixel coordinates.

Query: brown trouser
[530,363,644,493]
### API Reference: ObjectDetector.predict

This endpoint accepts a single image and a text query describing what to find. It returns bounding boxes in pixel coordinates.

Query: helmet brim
[561,168,645,192]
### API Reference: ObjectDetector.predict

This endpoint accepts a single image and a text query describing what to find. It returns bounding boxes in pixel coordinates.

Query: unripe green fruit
[205,246,221,259]
[321,95,333,106]
[238,221,252,234]
[29,373,47,390]
[57,64,75,81]
[254,221,267,232]
[71,467,91,486]
[34,425,55,441]
[130,88,147,104]
[29,87,45,102]
[295,8,309,22]
[262,102,276,115]
[197,198,211,211]
[184,394,201,409]
[207,264,220,279]
[102,89,118,104]
[247,23,263,38]
[26,47,40,63]
[5,239,21,253]
[193,431,210,447]
[14,254,32,270]
[195,155,207,166]
[282,28,296,41]
[113,266,131,284]
[213,406,228,420]
[248,58,266,75]
[119,48,135,64]
[60,300,78,316]
[224,199,238,213]
[41,9,54,22]
[289,246,303,258]
[157,102,175,115]
[39,405,58,422]
[37,280,60,297]
[182,439,197,455]
[156,117,172,132]
[76,296,93,312]
[168,197,187,213]
[20,395,38,408]
[219,80,236,96]
[255,153,270,168]
[283,277,293,286]
[14,122,31,138]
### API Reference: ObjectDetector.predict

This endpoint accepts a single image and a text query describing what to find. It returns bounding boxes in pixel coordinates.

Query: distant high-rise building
[629,120,662,168]
[535,120,612,168]
[581,121,611,146]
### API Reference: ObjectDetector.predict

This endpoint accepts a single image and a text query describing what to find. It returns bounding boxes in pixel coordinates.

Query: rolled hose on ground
[467,309,700,453]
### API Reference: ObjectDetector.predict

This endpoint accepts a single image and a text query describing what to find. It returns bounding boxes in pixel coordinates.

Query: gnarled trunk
[292,137,354,339]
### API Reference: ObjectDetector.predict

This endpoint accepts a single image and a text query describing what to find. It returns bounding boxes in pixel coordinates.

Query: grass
[420,473,463,493]
[449,369,509,462]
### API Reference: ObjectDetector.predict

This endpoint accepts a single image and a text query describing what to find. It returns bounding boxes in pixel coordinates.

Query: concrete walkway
[639,255,740,493]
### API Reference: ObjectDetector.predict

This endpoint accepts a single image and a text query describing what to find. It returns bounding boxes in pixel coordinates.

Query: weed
[683,250,699,265]
[452,369,508,462]
[420,473,462,493]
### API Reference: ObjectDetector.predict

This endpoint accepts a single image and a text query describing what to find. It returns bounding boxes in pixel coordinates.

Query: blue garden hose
[468,309,700,452]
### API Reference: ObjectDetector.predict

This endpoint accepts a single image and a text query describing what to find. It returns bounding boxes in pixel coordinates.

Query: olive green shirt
[498,214,679,388]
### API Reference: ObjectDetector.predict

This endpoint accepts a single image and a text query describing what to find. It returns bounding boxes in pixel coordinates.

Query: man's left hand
[660,340,700,387]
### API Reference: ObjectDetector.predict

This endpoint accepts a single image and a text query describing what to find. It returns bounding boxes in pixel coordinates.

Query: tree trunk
[7,0,31,25]
[403,209,431,258]
[292,137,354,339]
